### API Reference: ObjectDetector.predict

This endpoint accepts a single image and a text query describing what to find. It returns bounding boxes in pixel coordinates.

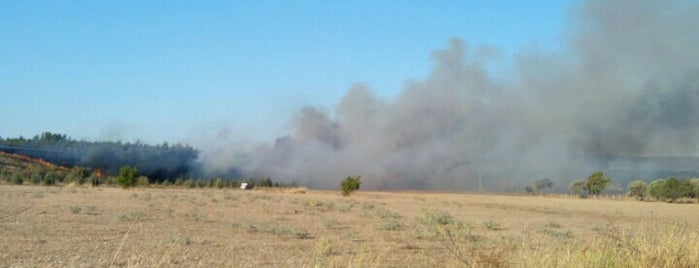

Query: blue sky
[1,1,572,144]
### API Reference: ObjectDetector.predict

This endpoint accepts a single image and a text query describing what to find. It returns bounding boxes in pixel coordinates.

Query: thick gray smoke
[210,0,699,190]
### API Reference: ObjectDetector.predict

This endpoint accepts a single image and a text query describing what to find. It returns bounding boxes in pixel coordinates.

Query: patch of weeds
[324,218,340,229]
[85,205,100,215]
[342,229,360,240]
[546,221,562,228]
[304,199,336,212]
[247,194,272,202]
[223,192,239,201]
[363,202,402,222]
[32,192,45,198]
[295,229,312,239]
[323,201,335,211]
[70,206,82,214]
[337,203,353,212]
[69,188,78,194]
[140,193,152,201]
[131,193,139,199]
[484,219,502,230]
[166,232,191,246]
[313,237,333,266]
[382,218,405,231]
[245,222,310,239]
[47,188,61,194]
[419,209,507,267]
[119,211,145,222]
[185,212,206,222]
[540,227,574,239]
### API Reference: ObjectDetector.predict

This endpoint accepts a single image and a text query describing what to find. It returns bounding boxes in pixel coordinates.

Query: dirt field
[1,184,697,267]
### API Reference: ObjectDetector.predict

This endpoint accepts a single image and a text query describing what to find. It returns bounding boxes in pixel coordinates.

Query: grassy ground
[0,184,697,267]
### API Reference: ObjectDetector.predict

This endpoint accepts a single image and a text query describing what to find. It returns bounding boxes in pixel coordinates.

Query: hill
[0,151,68,176]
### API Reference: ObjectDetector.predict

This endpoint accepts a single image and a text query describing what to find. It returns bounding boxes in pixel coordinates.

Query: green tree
[662,178,694,202]
[626,180,648,200]
[116,166,138,189]
[341,176,361,196]
[691,178,699,202]
[647,179,666,200]
[585,171,612,195]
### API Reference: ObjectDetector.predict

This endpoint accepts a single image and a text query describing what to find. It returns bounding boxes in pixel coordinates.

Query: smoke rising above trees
[213,0,699,190]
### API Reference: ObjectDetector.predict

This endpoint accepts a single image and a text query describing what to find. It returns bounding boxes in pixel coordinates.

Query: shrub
[11,173,23,185]
[341,176,361,196]
[88,175,100,186]
[28,169,44,185]
[136,176,150,187]
[569,179,587,197]
[534,178,554,192]
[257,177,273,187]
[0,166,10,181]
[42,172,56,185]
[626,180,648,200]
[116,166,138,189]
[213,178,223,188]
[65,167,88,185]
[525,186,534,195]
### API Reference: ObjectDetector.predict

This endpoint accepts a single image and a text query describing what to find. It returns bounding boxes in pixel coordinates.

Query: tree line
[0,132,199,182]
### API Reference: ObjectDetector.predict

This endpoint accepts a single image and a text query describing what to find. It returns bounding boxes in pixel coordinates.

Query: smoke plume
[211,0,699,190]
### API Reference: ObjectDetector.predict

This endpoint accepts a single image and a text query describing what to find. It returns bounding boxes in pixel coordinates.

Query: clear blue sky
[1,1,571,144]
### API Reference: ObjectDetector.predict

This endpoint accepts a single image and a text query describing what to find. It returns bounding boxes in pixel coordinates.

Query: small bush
[136,176,150,187]
[569,179,587,197]
[42,172,56,185]
[11,173,23,185]
[70,206,82,214]
[116,166,138,189]
[341,176,361,196]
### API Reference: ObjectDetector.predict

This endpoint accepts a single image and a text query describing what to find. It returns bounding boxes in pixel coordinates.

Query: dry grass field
[1,184,698,267]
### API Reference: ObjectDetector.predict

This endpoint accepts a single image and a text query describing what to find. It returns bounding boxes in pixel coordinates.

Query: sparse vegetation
[0,185,698,267]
